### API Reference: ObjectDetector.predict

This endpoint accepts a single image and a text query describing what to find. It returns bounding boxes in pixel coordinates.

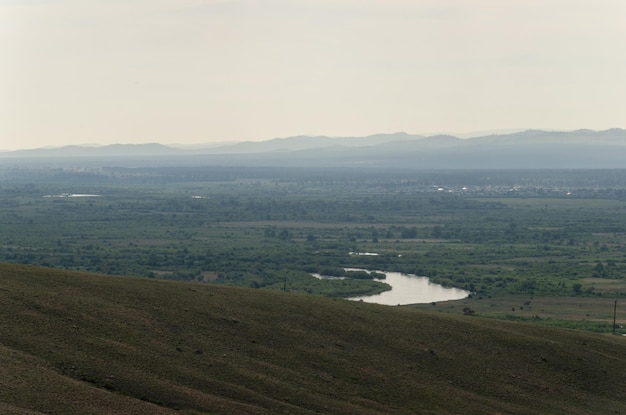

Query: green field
[1,167,625,331]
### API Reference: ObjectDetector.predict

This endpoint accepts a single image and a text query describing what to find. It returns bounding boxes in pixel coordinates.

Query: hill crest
[1,262,625,414]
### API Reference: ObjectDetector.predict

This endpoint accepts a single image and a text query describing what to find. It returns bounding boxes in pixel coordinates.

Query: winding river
[314,268,469,306]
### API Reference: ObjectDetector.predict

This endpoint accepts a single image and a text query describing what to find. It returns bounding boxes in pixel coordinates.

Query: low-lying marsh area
[1,167,625,332]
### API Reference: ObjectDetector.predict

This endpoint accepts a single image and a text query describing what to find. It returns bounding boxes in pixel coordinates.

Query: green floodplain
[2,166,626,414]
[0,166,625,333]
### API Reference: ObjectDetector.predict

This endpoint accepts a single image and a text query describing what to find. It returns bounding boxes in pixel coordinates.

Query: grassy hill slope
[1,263,624,414]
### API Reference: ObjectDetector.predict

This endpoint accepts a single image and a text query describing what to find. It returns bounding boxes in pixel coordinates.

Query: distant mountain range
[2,129,626,169]
[205,132,424,153]
[1,143,180,158]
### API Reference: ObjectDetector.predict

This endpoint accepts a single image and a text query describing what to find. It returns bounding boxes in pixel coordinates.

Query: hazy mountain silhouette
[3,143,179,158]
[2,129,625,169]
[210,132,424,153]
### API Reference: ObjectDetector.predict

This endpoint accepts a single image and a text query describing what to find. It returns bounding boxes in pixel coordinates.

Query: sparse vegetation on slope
[1,263,625,414]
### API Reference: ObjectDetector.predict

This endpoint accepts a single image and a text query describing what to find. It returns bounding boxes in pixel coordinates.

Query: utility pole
[613,300,617,335]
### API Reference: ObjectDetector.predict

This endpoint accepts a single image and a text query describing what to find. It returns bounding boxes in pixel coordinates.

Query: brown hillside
[0,263,624,414]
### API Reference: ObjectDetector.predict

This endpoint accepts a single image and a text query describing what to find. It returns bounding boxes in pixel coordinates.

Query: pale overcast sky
[1,0,625,150]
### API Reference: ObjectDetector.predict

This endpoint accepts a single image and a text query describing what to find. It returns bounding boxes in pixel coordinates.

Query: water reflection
[314,268,469,306]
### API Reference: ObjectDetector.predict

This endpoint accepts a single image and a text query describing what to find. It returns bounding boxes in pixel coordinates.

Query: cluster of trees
[0,167,625,298]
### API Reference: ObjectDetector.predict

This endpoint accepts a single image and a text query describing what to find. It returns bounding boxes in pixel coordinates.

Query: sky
[1,0,625,150]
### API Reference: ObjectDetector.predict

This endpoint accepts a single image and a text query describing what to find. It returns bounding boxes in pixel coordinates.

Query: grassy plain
[1,262,626,414]
[416,295,624,332]
[0,167,625,332]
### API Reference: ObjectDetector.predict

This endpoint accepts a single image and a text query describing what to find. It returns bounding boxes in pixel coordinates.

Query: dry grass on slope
[1,263,625,415]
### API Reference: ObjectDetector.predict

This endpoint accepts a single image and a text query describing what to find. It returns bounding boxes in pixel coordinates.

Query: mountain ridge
[2,129,625,169]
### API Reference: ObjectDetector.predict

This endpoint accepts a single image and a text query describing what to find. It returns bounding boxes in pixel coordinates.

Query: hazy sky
[2,0,625,150]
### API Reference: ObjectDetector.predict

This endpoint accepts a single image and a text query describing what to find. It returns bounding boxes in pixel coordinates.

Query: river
[314,268,469,306]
